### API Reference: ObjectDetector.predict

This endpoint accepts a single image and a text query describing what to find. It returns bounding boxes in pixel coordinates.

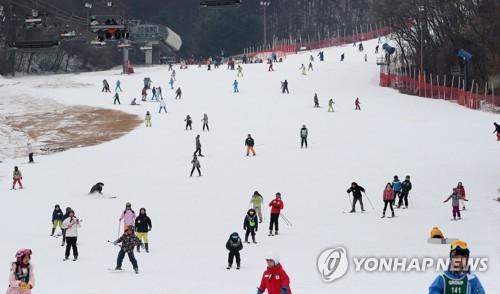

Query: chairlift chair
[200,0,242,7]
[87,2,129,41]
[9,12,61,51]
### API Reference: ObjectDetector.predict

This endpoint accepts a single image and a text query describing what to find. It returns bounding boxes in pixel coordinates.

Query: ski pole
[279,214,291,226]
[280,213,293,226]
[347,193,352,208]
[308,138,315,144]
[107,240,121,247]
[117,221,121,239]
[363,192,375,210]
[409,194,414,208]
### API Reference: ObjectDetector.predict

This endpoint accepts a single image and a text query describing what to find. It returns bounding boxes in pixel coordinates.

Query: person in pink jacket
[382,183,395,218]
[119,202,136,230]
[6,248,35,294]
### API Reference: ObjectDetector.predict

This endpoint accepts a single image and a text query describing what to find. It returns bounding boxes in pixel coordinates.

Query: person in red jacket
[257,254,292,294]
[268,193,284,236]
[382,183,395,218]
[456,182,467,210]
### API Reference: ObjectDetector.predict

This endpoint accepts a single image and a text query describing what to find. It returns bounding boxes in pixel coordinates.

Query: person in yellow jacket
[250,191,264,223]
[145,111,152,127]
[430,227,444,239]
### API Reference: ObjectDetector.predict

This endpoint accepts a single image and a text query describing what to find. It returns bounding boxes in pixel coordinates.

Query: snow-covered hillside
[0,38,499,293]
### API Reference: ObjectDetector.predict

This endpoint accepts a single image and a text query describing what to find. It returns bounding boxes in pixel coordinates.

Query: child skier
[113,93,121,105]
[89,182,104,195]
[299,64,306,75]
[443,188,468,221]
[300,125,308,148]
[141,89,147,101]
[115,80,122,92]
[245,134,256,156]
[392,175,402,206]
[281,80,289,94]
[428,240,485,293]
[12,166,23,190]
[190,155,201,177]
[6,249,34,294]
[313,93,319,108]
[237,65,243,77]
[347,182,366,212]
[194,135,203,156]
[382,183,395,218]
[159,98,167,113]
[185,115,193,130]
[250,191,264,222]
[233,80,239,92]
[169,77,174,89]
[328,99,335,112]
[145,111,152,127]
[62,209,80,261]
[399,175,412,209]
[151,87,157,100]
[268,193,284,236]
[355,97,361,110]
[175,87,182,99]
[119,202,136,230]
[256,254,292,294]
[456,182,467,210]
[134,208,152,253]
[201,113,209,131]
[113,226,141,273]
[51,204,64,236]
[225,232,243,270]
[307,62,313,71]
[243,208,258,244]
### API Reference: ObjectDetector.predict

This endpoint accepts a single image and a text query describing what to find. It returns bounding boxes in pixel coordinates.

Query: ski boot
[349,209,355,213]
[51,228,55,236]
[227,264,232,270]
[136,244,141,253]
[244,236,250,244]
[268,230,273,236]
[391,211,395,218]
[134,268,139,274]
[252,236,257,244]
[145,243,149,253]
[115,266,122,270]
[236,263,240,270]
[274,231,279,235]
[381,211,385,218]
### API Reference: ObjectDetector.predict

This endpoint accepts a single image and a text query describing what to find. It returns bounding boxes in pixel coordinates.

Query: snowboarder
[175,87,182,99]
[193,135,203,156]
[245,134,256,156]
[113,93,121,105]
[113,226,140,273]
[12,166,23,190]
[430,227,444,239]
[399,175,412,209]
[443,188,468,221]
[89,182,104,195]
[237,65,243,77]
[145,111,152,127]
[134,208,152,253]
[6,249,34,294]
[328,99,335,112]
[494,122,500,141]
[392,175,402,206]
[159,98,167,113]
[256,254,292,294]
[225,232,243,270]
[382,183,395,218]
[268,193,283,236]
[184,115,192,130]
[115,80,122,92]
[307,62,313,71]
[243,208,258,244]
[201,113,209,132]
[119,202,136,231]
[27,142,34,163]
[190,155,201,177]
[281,80,289,94]
[340,53,345,62]
[456,182,467,210]
[62,209,80,260]
[250,191,264,222]
[428,240,485,293]
[51,204,63,236]
[300,125,308,148]
[299,64,306,75]
[169,77,174,89]
[355,97,361,110]
[313,93,319,108]
[347,182,366,213]
[233,80,239,93]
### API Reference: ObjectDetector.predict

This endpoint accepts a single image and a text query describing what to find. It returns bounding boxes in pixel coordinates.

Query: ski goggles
[16,249,32,258]
[450,240,468,251]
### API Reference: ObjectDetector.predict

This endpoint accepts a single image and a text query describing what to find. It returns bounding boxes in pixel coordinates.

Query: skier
[169,77,174,89]
[430,227,444,239]
[313,93,319,108]
[328,99,335,112]
[256,254,292,294]
[237,65,243,77]
[307,62,313,71]
[141,89,147,101]
[113,226,140,274]
[456,182,467,210]
[201,113,209,132]
[392,175,402,206]
[443,188,468,221]
[428,240,485,293]
[193,135,203,156]
[300,125,308,148]
[175,87,182,99]
[340,53,344,62]
[399,175,412,209]
[6,249,34,294]
[89,182,104,195]
[27,142,34,163]
[299,64,306,75]
[134,208,152,253]
[159,98,167,113]
[347,182,366,213]
[225,232,243,270]
[51,204,64,236]
[145,111,152,127]
[268,193,283,236]
[184,115,193,130]
[113,93,121,105]
[243,208,258,244]
[151,87,157,100]
[355,97,361,110]
[102,79,110,92]
[60,207,72,246]
[119,202,136,230]
[375,45,379,53]
[494,122,500,141]
[250,191,264,223]
[157,86,163,99]
[115,80,122,92]
[245,134,256,156]
[12,166,23,190]
[317,51,324,61]
[268,60,274,71]
[381,183,395,218]
[233,80,239,93]
[62,209,80,261]
[171,69,176,81]
[190,155,201,177]
[281,80,289,94]
[364,54,367,62]
[309,55,314,62]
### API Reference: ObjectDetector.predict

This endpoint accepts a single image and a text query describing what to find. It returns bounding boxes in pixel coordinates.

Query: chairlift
[9,12,61,51]
[87,2,129,41]
[140,44,152,51]
[200,0,242,8]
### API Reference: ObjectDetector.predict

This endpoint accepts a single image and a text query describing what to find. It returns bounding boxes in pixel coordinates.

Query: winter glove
[281,286,289,294]
[113,241,118,245]
[19,282,30,291]
[68,224,73,229]
[256,289,264,294]
[75,220,80,225]
[149,227,152,231]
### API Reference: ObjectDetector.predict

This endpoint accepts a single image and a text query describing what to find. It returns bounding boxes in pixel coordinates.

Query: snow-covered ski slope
[0,37,499,293]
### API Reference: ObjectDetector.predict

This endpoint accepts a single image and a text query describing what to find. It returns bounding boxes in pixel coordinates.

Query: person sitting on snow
[89,182,104,195]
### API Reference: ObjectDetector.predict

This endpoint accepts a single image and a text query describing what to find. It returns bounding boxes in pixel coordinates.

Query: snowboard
[427,238,458,245]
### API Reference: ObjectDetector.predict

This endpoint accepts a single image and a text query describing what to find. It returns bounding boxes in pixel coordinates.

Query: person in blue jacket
[392,175,402,206]
[233,80,239,93]
[51,204,64,236]
[429,240,485,294]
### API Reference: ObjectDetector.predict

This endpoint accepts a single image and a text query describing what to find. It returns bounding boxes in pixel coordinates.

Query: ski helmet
[265,253,280,266]
[66,207,72,213]
[126,202,131,207]
[253,191,259,195]
[449,240,470,270]
[276,192,281,198]
[16,248,32,265]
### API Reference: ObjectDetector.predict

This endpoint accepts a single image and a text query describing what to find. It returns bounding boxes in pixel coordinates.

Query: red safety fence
[380,73,500,110]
